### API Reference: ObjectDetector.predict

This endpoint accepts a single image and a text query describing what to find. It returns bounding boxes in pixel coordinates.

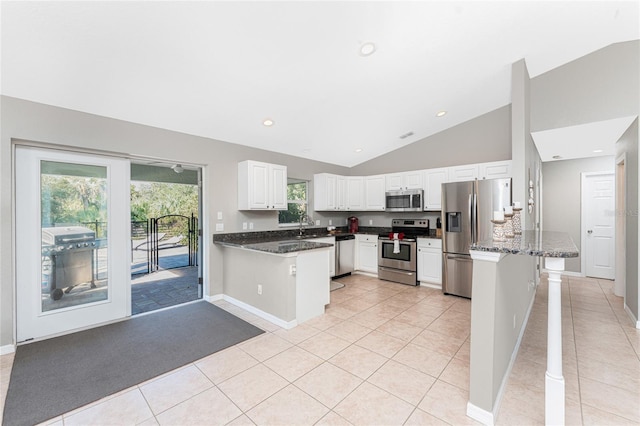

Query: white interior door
[16,146,131,342]
[583,172,615,279]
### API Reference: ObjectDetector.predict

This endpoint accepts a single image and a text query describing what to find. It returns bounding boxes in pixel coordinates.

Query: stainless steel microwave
[385,189,424,212]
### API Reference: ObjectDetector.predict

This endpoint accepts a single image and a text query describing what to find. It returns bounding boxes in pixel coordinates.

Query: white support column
[545,257,565,426]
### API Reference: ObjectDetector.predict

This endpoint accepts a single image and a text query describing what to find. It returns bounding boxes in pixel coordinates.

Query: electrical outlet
[369,220,373,225]
[315,220,320,226]
[289,265,296,276]
[215,223,224,232]
[257,284,262,295]
[249,222,254,230]
[242,222,247,230]
[329,220,332,226]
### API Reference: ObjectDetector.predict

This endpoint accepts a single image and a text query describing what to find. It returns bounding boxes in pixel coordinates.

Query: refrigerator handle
[469,193,478,243]
[468,194,474,243]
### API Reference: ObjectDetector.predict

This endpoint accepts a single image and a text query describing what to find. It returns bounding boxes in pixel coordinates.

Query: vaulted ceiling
[2,1,638,166]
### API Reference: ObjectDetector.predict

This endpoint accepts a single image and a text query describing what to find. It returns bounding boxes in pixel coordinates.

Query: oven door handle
[378,266,416,276]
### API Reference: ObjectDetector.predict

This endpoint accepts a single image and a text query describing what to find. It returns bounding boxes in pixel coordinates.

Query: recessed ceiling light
[593,149,603,153]
[262,118,275,127]
[436,111,447,117]
[359,42,376,57]
[355,148,363,153]
[552,155,562,159]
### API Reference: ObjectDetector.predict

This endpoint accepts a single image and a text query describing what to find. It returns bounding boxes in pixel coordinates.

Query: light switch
[315,220,320,226]
[217,211,223,220]
[329,220,332,226]
[215,223,224,232]
[242,222,247,230]
[249,222,254,230]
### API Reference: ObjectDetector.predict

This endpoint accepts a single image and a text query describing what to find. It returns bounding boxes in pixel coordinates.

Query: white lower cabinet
[417,238,442,287]
[355,234,378,274]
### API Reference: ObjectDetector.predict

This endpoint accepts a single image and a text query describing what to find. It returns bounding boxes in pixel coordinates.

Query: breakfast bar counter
[467,231,578,425]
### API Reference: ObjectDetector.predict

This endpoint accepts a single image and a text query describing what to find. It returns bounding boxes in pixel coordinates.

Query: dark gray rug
[3,301,264,426]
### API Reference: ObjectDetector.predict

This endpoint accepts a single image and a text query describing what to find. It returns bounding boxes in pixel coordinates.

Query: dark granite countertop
[217,239,333,255]
[470,231,579,258]
[213,226,438,254]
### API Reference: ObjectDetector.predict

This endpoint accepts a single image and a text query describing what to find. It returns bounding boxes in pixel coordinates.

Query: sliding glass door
[16,146,130,342]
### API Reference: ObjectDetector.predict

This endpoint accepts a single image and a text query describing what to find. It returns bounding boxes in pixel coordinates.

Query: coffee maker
[347,216,359,233]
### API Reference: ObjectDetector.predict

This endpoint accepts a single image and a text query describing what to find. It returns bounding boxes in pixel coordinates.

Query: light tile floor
[1,274,639,425]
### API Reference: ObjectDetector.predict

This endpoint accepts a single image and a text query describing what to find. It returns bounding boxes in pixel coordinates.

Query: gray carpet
[3,301,264,426]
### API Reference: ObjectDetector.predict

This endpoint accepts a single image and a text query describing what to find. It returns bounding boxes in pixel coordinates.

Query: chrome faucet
[299,213,314,236]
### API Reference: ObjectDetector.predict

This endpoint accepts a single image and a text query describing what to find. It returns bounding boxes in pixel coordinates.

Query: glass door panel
[40,161,108,312]
[16,147,130,342]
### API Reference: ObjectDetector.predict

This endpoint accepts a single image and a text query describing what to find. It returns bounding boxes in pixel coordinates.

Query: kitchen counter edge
[470,231,579,258]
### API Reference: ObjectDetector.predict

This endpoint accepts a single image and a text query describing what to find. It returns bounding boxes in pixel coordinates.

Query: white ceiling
[532,116,638,162]
[1,1,638,167]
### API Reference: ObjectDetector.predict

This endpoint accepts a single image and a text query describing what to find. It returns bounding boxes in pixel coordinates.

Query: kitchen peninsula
[467,231,579,425]
[214,233,334,329]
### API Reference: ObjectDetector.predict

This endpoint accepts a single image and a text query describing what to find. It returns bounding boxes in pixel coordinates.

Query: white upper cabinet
[479,160,512,180]
[364,175,386,210]
[238,160,287,210]
[336,175,347,210]
[346,176,364,210]
[313,160,511,212]
[314,173,338,211]
[423,168,448,211]
[314,174,356,211]
[448,164,480,182]
[385,171,423,191]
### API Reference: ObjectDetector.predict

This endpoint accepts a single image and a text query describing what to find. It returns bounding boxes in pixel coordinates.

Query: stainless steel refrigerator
[441,178,512,298]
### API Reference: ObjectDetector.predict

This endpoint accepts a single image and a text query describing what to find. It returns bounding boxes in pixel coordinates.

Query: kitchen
[1,2,639,425]
[215,159,513,329]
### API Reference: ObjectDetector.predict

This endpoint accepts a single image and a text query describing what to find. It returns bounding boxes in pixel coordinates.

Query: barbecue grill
[42,226,97,300]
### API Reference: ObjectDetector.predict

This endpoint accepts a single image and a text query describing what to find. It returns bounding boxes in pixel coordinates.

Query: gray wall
[531,40,639,132]
[350,105,512,176]
[512,59,542,232]
[542,156,616,273]
[0,95,350,347]
[469,253,536,413]
[615,118,639,321]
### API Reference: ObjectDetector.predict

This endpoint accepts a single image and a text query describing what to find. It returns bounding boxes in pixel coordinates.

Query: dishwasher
[334,234,355,277]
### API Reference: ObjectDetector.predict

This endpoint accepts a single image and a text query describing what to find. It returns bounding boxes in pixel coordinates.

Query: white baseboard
[353,271,377,278]
[204,294,223,302]
[624,303,640,329]
[1,344,16,355]
[419,282,442,290]
[467,402,495,426]
[219,295,298,330]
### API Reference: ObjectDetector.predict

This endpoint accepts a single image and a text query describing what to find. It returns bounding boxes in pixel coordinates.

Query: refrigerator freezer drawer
[443,253,473,298]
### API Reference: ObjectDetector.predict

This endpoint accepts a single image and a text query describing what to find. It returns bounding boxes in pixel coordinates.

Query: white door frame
[581,171,615,279]
[615,154,626,297]
[15,146,131,343]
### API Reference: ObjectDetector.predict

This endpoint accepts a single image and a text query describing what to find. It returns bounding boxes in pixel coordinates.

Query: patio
[131,244,201,315]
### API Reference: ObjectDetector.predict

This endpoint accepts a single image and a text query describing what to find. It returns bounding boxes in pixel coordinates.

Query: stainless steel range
[378,219,430,286]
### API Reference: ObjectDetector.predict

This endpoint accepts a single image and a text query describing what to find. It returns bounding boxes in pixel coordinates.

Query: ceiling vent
[399,131,414,139]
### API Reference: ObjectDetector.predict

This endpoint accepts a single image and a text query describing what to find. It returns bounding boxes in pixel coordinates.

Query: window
[278,179,309,225]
